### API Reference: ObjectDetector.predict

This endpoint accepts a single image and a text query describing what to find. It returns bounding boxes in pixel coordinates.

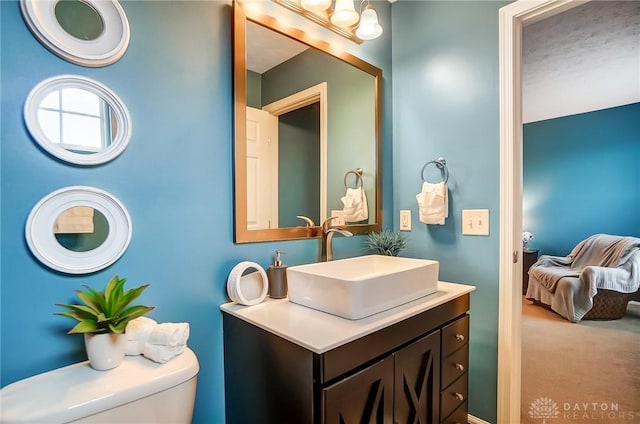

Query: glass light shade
[330,0,359,27]
[355,7,383,40]
[300,0,331,12]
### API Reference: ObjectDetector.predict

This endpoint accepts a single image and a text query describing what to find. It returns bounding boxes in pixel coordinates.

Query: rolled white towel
[142,343,185,364]
[126,339,145,356]
[146,322,190,347]
[125,316,157,341]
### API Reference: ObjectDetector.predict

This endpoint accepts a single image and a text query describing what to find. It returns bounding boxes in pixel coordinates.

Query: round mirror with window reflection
[25,75,131,165]
[53,206,109,252]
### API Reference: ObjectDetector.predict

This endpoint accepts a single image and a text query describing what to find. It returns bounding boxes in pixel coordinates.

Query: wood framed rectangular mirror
[233,1,383,243]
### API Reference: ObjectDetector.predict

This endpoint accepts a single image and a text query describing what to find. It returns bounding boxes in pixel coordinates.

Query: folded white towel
[147,322,190,347]
[341,187,368,222]
[125,316,157,341]
[142,343,185,364]
[416,182,448,225]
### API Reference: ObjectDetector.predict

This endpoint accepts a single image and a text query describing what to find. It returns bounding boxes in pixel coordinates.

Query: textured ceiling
[246,21,309,74]
[522,1,640,123]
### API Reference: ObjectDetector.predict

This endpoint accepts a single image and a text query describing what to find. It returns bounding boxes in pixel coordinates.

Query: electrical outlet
[400,210,411,231]
[462,209,489,235]
[331,210,346,226]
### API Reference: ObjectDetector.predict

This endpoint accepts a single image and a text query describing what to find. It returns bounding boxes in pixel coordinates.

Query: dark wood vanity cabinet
[222,293,470,424]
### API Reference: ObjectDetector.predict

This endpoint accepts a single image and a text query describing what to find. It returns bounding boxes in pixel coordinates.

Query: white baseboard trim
[467,414,492,424]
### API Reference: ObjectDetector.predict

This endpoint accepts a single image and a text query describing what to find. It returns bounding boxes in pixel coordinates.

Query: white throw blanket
[527,234,640,322]
[416,182,448,225]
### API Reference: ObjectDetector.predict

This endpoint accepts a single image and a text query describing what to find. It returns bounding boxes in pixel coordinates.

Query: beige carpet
[521,298,640,424]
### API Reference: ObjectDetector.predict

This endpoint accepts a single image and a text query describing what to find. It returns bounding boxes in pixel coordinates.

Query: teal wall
[392,2,508,422]
[0,1,392,422]
[278,103,321,227]
[246,69,261,109]
[523,102,640,256]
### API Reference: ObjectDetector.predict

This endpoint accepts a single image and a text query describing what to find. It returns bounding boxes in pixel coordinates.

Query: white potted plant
[56,275,154,370]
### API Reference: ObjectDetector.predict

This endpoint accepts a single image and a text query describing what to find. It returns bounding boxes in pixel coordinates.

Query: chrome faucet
[321,217,353,261]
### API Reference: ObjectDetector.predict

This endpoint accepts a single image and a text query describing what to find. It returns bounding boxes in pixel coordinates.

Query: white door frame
[263,82,328,224]
[497,1,588,422]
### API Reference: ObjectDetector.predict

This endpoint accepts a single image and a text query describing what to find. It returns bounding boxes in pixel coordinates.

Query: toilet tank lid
[0,347,199,424]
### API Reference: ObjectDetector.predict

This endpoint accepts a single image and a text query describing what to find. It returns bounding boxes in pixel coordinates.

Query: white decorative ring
[227,261,269,306]
[20,0,130,67]
[26,186,132,274]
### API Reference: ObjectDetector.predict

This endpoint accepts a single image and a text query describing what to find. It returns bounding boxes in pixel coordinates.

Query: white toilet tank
[0,347,199,424]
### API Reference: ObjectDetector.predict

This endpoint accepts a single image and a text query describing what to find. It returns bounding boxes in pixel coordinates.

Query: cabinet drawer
[441,315,469,357]
[441,344,469,389]
[441,401,468,424]
[440,372,468,421]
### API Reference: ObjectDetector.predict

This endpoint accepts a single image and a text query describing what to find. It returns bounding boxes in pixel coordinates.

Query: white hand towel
[416,182,448,225]
[146,322,190,347]
[341,187,368,222]
[142,343,185,364]
[125,316,157,341]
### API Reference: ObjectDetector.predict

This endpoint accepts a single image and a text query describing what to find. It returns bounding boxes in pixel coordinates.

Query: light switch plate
[400,210,411,231]
[462,209,489,236]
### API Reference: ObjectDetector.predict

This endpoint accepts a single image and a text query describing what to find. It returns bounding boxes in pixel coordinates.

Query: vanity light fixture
[274,0,383,42]
[330,0,359,27]
[300,0,331,12]
[355,2,383,40]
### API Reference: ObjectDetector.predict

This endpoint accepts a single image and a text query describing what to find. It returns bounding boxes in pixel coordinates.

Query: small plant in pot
[56,275,154,371]
[364,229,408,257]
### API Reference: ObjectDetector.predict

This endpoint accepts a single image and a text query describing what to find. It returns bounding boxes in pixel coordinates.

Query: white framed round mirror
[20,0,130,67]
[26,186,132,274]
[24,75,132,165]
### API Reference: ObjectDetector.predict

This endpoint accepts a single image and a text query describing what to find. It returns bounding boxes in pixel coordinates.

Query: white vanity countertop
[220,281,475,354]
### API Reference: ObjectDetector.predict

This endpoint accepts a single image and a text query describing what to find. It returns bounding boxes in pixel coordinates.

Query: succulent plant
[56,275,154,334]
[364,230,408,256]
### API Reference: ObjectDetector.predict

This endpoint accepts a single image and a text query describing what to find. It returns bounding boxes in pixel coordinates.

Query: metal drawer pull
[454,392,465,401]
[455,333,465,341]
[455,363,465,371]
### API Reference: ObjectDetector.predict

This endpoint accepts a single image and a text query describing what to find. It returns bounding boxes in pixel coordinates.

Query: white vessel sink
[286,255,439,320]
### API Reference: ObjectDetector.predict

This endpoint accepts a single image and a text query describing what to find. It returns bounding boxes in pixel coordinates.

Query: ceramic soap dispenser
[267,250,288,299]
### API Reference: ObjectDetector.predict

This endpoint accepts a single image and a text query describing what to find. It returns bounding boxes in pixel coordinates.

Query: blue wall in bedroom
[392,1,508,421]
[0,1,392,422]
[523,102,640,256]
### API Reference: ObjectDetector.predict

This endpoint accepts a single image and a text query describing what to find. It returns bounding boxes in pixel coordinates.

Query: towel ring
[421,157,449,184]
[344,168,363,189]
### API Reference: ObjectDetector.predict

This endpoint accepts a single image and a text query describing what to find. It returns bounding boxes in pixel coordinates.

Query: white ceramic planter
[84,333,127,371]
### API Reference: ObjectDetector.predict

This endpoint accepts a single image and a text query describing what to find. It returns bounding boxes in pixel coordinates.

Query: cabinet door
[394,330,441,424]
[322,356,394,424]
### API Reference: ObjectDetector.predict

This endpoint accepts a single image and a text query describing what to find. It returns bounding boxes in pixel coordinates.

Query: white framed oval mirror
[24,75,132,165]
[20,0,130,67]
[26,186,132,274]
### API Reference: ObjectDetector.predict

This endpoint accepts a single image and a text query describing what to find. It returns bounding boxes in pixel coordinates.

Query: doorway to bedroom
[519,2,640,422]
